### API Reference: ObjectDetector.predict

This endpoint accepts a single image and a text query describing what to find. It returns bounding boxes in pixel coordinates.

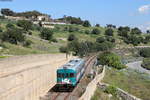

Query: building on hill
[4,16,28,21]
[37,15,52,22]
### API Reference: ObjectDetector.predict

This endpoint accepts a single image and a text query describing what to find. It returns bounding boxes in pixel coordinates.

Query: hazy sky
[0,0,150,31]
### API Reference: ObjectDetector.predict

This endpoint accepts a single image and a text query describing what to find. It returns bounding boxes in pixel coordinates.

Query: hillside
[0,17,150,56]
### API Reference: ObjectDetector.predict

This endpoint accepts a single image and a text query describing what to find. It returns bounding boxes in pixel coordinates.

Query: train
[56,58,85,88]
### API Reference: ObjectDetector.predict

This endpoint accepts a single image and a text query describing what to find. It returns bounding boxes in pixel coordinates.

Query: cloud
[138,5,150,14]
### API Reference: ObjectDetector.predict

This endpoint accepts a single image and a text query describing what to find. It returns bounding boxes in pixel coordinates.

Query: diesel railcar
[56,58,85,88]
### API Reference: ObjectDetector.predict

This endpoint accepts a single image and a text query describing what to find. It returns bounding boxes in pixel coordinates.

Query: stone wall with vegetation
[98,83,141,100]
[79,66,105,100]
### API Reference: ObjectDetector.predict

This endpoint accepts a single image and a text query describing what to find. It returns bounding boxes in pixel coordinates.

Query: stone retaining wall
[78,66,105,100]
[0,54,73,100]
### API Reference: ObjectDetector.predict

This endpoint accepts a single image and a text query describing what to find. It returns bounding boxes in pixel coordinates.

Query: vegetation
[91,28,101,35]
[83,20,91,27]
[139,48,150,58]
[102,68,150,100]
[91,88,119,100]
[17,20,33,31]
[104,85,117,96]
[1,28,26,45]
[58,16,83,25]
[97,52,127,69]
[105,28,114,36]
[40,28,53,41]
[141,58,150,70]
[67,34,78,41]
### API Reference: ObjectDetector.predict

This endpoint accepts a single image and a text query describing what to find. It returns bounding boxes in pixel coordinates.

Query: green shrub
[59,46,68,53]
[141,58,150,70]
[104,85,117,96]
[40,28,53,40]
[85,30,91,34]
[96,37,106,43]
[23,40,32,47]
[139,48,150,58]
[67,34,78,41]
[97,52,126,69]
[91,28,101,35]
[51,38,58,43]
[105,28,114,36]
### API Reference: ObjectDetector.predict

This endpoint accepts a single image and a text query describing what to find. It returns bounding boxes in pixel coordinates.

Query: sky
[0,0,150,31]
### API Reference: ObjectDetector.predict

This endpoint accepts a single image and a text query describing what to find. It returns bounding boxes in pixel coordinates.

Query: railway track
[42,55,97,100]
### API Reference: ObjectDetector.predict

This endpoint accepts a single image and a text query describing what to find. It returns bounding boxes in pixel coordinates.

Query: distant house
[37,15,52,21]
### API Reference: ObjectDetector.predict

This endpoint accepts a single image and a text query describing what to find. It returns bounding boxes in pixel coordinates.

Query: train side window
[66,73,69,77]
[70,73,74,77]
[62,73,65,78]
[57,73,61,78]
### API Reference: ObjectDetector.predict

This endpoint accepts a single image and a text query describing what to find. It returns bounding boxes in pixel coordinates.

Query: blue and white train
[56,58,85,87]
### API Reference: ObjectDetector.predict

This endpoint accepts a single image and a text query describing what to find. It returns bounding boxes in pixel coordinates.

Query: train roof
[58,58,85,71]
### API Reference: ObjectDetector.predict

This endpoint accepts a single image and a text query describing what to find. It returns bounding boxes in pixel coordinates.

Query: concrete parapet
[0,54,74,100]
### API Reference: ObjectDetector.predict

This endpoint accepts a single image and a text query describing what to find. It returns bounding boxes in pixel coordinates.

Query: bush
[85,30,91,34]
[105,28,114,36]
[23,40,32,47]
[141,58,150,70]
[91,28,101,35]
[139,48,150,57]
[67,34,77,41]
[97,52,126,69]
[59,46,68,53]
[40,28,53,40]
[6,23,15,29]
[96,37,106,43]
[1,28,25,44]
[105,36,115,43]
[104,85,117,96]
[51,38,58,43]
[95,41,114,51]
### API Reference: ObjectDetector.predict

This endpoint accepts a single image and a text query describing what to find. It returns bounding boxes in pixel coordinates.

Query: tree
[17,20,33,31]
[91,28,101,35]
[83,20,91,27]
[58,16,83,25]
[1,28,25,44]
[105,28,114,36]
[95,24,100,27]
[40,28,53,40]
[1,8,15,16]
[146,30,150,34]
[97,52,126,69]
[68,34,77,41]
[118,26,130,38]
[131,27,142,35]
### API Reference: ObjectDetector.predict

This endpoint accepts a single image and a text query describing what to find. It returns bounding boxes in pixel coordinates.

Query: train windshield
[57,73,75,78]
